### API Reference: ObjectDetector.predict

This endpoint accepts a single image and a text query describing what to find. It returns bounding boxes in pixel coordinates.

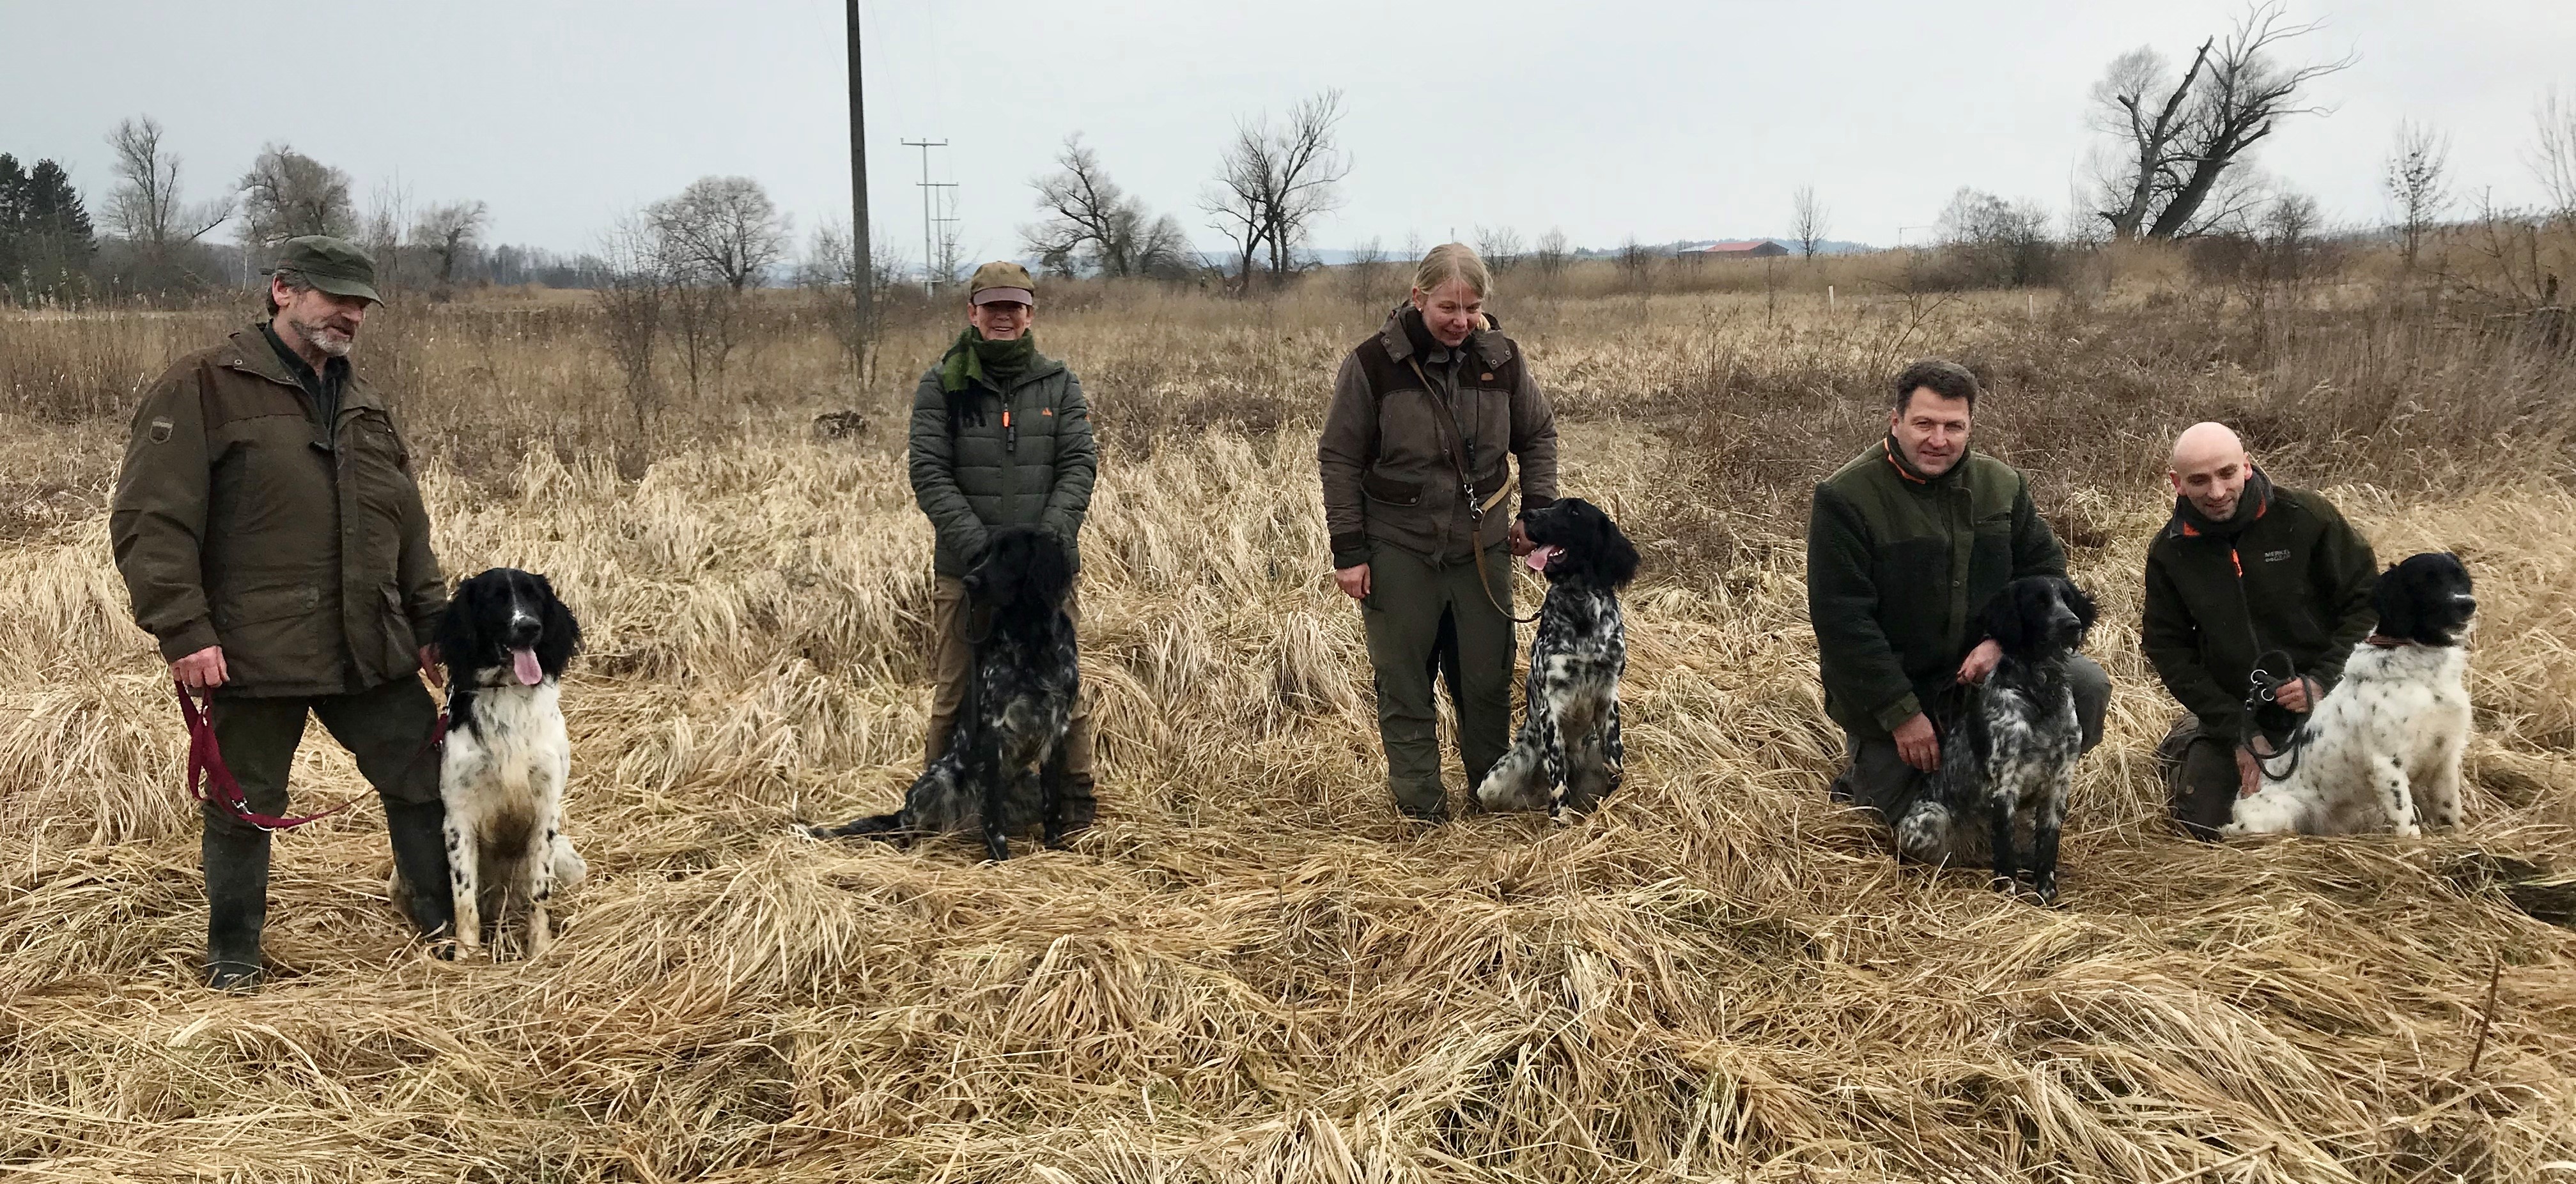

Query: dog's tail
[806,811,912,842]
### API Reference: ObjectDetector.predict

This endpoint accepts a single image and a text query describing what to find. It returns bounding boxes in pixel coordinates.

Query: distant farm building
[1683,240,1790,259]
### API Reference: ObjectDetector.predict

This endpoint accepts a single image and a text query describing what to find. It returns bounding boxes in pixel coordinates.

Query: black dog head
[1516,497,1640,589]
[965,526,1075,615]
[2372,551,2475,646]
[438,568,581,688]
[1978,576,2096,660]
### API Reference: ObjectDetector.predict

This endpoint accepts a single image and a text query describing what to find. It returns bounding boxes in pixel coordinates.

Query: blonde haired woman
[1317,244,1559,822]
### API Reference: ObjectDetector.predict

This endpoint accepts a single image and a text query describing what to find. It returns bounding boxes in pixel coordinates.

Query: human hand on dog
[1893,712,1941,771]
[1508,520,1533,557]
[419,645,443,688]
[2235,746,2264,798]
[171,645,228,692]
[1955,639,2003,685]
[1333,563,1371,600]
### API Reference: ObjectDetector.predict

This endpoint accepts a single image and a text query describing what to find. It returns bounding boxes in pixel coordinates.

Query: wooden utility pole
[846,1,871,327]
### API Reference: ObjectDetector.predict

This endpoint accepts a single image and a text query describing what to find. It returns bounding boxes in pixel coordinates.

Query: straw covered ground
[3,274,2575,1181]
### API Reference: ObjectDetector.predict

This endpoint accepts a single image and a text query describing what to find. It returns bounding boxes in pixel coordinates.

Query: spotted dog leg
[2029,768,2069,907]
[1987,773,2022,895]
[1893,799,1953,866]
[1476,692,1556,814]
[1039,742,1071,850]
[975,734,1012,862]
[2419,728,2467,831]
[1602,698,1624,798]
[1540,698,1571,820]
[2375,752,2422,838]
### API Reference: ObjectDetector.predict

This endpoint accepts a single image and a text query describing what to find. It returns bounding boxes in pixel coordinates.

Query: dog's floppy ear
[534,574,582,677]
[2062,578,2097,633]
[436,571,486,678]
[2371,560,2420,642]
[1588,503,1641,588]
[1977,582,2031,654]
[1022,528,1075,610]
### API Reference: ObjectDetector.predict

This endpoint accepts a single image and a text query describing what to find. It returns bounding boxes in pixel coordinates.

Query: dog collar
[2361,634,2414,648]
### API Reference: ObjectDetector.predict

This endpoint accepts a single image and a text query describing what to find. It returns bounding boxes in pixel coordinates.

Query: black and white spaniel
[1475,497,1640,820]
[1893,576,2097,906]
[811,526,1082,860]
[2227,552,2475,838]
[404,568,584,958]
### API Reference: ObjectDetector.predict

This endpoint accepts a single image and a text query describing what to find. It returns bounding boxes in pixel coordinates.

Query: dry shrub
[0,273,2573,1180]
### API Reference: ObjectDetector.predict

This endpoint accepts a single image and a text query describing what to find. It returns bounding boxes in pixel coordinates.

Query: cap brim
[970,287,1035,307]
[307,274,384,305]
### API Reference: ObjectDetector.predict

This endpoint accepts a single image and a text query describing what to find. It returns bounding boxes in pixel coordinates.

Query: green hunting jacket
[1806,438,2067,739]
[2140,482,2377,741]
[109,324,447,698]
[908,350,1097,577]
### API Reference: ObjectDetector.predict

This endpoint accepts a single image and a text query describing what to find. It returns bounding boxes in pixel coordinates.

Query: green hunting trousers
[1359,541,1516,816]
[205,677,447,838]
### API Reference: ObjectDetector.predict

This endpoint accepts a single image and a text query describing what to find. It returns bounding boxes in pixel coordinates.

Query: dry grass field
[3,252,2575,1181]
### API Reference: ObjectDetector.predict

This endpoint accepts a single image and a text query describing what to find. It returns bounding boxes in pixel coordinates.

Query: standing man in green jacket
[909,261,1100,831]
[2143,422,2377,838]
[1806,358,2109,822]
[110,236,454,990]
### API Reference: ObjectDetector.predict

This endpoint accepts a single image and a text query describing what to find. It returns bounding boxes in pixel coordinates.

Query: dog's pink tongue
[1525,545,1561,574]
[510,648,543,686]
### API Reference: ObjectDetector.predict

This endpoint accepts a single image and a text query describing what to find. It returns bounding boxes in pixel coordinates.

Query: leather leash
[1406,357,1542,625]
[178,680,447,831]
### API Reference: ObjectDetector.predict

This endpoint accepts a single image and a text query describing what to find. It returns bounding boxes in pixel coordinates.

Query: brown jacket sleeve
[1317,351,1375,569]
[108,360,221,663]
[1509,358,1558,514]
[387,411,447,642]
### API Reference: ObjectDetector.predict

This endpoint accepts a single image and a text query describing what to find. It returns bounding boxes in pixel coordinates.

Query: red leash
[175,680,447,831]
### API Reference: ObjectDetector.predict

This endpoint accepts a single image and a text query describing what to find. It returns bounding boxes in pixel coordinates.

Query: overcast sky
[6,0,2571,267]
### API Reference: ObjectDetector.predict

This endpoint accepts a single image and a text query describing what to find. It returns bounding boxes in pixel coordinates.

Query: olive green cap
[968,260,1036,306]
[263,235,383,305]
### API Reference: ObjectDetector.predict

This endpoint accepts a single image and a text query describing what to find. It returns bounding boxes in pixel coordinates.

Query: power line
[901,139,956,292]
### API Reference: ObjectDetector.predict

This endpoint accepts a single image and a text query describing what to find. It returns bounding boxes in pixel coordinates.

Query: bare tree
[802,220,901,383]
[1473,226,1525,273]
[103,116,229,287]
[594,215,671,447]
[1343,236,1392,306]
[360,178,411,295]
[2088,3,2352,240]
[929,224,969,291]
[1531,227,1573,288]
[1200,89,1351,289]
[1792,184,1831,259]
[237,143,355,251]
[2530,88,2576,227]
[1616,236,1654,291]
[1938,188,2058,288]
[648,176,790,291]
[1021,134,1186,279]
[413,200,490,288]
[2384,121,2451,272]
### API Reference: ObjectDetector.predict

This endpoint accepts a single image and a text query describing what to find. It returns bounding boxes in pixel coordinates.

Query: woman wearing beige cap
[901,261,1100,831]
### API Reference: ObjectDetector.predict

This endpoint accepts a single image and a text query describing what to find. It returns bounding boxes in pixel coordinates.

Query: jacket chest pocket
[346,417,416,506]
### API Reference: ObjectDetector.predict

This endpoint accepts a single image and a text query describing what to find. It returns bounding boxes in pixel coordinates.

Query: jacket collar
[1377,305,1510,372]
[220,324,384,413]
[1881,435,1969,488]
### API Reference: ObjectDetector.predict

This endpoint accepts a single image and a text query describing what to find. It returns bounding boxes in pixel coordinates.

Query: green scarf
[939,327,1038,394]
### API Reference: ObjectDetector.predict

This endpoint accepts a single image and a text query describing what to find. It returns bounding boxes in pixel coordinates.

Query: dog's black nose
[506,617,542,647]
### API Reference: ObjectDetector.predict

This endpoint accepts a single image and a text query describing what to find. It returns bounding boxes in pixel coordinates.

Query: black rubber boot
[382,799,456,940]
[202,824,271,991]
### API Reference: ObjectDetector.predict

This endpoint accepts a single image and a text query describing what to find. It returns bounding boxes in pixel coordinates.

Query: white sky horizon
[7,1,2572,269]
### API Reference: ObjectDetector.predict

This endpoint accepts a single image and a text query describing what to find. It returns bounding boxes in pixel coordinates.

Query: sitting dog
[811,526,1082,860]
[1892,576,2097,905]
[2226,552,2475,838]
[391,568,584,958]
[1475,497,1640,820]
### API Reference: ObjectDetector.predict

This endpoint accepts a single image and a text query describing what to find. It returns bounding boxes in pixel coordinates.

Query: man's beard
[289,314,355,358]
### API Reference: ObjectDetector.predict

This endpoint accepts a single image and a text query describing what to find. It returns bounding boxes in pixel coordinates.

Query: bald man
[2141,423,2378,838]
